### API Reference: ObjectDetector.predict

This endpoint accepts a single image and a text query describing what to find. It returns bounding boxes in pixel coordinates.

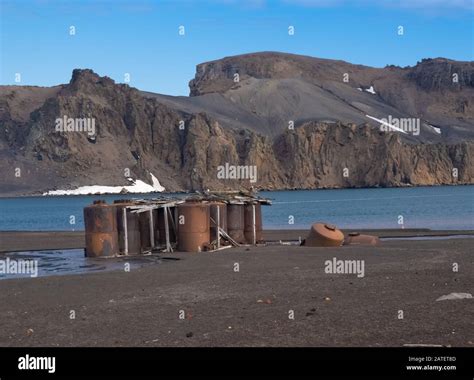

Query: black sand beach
[0,230,472,347]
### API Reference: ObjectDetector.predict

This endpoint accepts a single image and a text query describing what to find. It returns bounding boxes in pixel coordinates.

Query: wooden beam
[122,208,128,255]
[164,206,172,252]
[217,206,220,249]
[252,204,256,245]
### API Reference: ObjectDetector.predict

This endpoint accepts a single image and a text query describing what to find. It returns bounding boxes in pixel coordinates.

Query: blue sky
[1,0,473,95]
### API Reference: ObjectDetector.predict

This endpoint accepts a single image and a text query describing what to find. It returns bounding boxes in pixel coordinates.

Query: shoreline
[1,228,473,253]
[0,183,472,199]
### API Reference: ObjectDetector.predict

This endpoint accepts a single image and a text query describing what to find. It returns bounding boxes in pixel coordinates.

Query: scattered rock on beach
[436,292,472,301]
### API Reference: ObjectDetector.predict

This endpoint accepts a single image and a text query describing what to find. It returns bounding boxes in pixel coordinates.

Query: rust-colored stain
[84,201,119,257]
[244,203,263,244]
[227,204,246,244]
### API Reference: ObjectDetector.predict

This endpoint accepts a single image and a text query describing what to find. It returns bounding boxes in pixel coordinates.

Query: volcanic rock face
[0,52,473,196]
[273,122,473,188]
[186,53,474,141]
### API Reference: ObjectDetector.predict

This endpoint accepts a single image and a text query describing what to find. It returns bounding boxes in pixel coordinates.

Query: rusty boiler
[343,232,380,246]
[244,202,263,244]
[84,200,119,257]
[304,223,344,247]
[114,200,142,255]
[177,202,210,252]
[209,201,227,245]
[227,203,246,244]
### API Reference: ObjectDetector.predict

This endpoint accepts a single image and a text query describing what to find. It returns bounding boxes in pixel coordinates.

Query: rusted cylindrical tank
[304,223,344,247]
[84,200,119,257]
[114,200,142,255]
[343,232,380,246]
[157,206,177,245]
[227,203,246,244]
[244,202,263,244]
[177,202,210,252]
[209,201,227,244]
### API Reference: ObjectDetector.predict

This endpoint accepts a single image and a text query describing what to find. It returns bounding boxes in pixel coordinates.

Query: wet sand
[0,231,84,253]
[0,232,472,347]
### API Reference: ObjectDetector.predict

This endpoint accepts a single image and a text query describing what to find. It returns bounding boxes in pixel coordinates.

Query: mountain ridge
[0,52,472,196]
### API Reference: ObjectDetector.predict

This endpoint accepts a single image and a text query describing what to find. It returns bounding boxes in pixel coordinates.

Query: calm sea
[0,186,472,231]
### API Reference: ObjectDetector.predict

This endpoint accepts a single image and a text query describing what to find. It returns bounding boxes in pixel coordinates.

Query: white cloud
[283,0,473,11]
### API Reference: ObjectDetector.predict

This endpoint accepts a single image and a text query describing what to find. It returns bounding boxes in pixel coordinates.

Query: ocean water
[0,186,472,231]
[261,186,474,230]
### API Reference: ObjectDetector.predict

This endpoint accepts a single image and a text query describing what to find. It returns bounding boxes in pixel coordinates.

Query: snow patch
[429,125,441,134]
[357,87,363,91]
[365,86,376,95]
[150,173,165,191]
[43,172,165,196]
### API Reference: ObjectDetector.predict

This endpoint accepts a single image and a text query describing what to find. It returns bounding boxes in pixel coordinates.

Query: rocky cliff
[0,52,472,196]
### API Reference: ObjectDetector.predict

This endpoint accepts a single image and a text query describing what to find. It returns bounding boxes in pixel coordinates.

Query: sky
[0,0,473,95]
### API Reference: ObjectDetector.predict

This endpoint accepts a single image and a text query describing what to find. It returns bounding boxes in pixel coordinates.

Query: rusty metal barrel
[227,203,246,244]
[84,200,119,257]
[114,200,141,255]
[244,202,263,244]
[304,223,344,247]
[177,202,210,252]
[209,201,227,245]
[343,232,380,246]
